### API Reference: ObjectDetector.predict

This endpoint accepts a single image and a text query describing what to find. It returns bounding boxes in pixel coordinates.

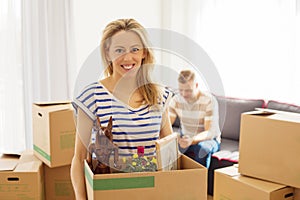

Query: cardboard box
[32,101,76,168]
[214,165,294,200]
[85,155,207,200]
[239,109,300,188]
[0,151,44,199]
[44,164,75,200]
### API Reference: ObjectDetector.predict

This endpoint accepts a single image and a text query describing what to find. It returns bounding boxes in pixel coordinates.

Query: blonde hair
[178,70,195,84]
[100,18,160,106]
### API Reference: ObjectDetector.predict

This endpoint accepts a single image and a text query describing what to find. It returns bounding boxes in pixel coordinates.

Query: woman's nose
[123,52,133,61]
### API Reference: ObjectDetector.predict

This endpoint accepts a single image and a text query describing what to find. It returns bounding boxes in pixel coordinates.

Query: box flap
[33,101,71,106]
[14,151,42,172]
[255,108,281,113]
[244,109,275,116]
[269,113,300,123]
[0,154,20,171]
[32,101,73,113]
[15,161,42,172]
[215,165,240,177]
[216,165,288,192]
[255,108,300,116]
[0,160,19,171]
[234,175,287,192]
[253,108,300,123]
[241,110,275,120]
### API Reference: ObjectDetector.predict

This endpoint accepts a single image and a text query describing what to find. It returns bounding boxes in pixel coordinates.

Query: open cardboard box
[0,151,44,199]
[32,101,76,168]
[239,109,300,188]
[214,165,294,200]
[84,154,207,200]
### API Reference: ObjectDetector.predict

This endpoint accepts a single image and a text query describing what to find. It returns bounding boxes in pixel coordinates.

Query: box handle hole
[285,193,293,198]
[7,177,19,181]
[38,112,42,117]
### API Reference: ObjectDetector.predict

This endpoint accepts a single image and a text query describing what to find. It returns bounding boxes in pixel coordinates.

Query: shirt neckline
[97,81,148,112]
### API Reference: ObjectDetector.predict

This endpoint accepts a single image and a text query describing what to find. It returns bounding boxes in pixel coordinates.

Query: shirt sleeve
[72,83,98,121]
[168,95,178,118]
[206,95,221,140]
[204,96,213,121]
[161,87,173,105]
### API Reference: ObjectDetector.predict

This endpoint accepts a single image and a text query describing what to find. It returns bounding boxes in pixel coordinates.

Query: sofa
[171,96,300,195]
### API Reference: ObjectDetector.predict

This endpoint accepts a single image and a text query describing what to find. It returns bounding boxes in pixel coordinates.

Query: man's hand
[178,135,193,149]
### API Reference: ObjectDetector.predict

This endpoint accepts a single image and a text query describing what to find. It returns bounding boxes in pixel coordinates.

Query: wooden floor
[208,195,213,200]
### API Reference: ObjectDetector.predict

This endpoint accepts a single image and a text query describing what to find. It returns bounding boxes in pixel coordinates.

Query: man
[169,69,221,168]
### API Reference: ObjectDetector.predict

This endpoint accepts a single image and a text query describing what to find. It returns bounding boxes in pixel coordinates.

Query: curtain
[0,0,26,154]
[0,0,76,154]
[162,0,300,104]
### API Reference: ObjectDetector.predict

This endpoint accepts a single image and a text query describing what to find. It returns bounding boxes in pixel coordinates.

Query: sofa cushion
[218,138,239,152]
[216,96,265,141]
[266,100,300,113]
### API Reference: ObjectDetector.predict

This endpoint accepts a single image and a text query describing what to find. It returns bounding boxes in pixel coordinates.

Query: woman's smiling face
[107,30,145,79]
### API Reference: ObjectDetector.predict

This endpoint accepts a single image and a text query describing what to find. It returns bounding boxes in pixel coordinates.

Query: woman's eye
[131,47,140,53]
[115,49,124,54]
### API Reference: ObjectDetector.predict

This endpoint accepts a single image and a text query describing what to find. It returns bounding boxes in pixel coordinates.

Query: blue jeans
[179,139,220,168]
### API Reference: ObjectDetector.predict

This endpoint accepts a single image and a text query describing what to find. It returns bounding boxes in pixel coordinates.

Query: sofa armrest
[266,100,300,113]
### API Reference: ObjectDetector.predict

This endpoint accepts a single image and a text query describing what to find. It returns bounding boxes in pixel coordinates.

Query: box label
[60,132,75,150]
[54,180,73,196]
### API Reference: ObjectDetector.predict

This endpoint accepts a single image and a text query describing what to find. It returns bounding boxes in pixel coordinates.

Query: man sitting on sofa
[169,69,221,168]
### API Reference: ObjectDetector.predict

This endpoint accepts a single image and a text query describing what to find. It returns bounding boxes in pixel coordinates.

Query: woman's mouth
[121,64,135,70]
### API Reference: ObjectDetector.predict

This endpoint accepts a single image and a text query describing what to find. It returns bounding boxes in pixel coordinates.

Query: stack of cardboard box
[32,102,76,200]
[214,109,300,200]
[0,102,76,200]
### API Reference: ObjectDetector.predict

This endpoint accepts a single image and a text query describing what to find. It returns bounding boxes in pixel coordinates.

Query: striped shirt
[72,82,172,157]
[169,92,221,142]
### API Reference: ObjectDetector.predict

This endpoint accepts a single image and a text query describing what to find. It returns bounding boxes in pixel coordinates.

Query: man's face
[178,80,198,103]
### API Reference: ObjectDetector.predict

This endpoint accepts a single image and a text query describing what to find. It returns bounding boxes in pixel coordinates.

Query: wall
[73,1,300,103]
[73,0,162,72]
[72,0,164,95]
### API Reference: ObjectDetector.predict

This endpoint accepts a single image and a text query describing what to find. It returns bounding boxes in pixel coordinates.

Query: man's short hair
[178,70,195,84]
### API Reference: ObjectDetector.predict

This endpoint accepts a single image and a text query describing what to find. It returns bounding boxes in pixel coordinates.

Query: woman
[70,18,173,199]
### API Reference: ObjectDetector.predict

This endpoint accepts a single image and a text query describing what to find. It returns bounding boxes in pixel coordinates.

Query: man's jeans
[179,139,220,168]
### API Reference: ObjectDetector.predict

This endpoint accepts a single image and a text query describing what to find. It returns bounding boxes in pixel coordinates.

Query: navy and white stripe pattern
[73,82,172,157]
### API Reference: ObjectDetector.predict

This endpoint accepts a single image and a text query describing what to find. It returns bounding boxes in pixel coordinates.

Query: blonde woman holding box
[70,19,172,199]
